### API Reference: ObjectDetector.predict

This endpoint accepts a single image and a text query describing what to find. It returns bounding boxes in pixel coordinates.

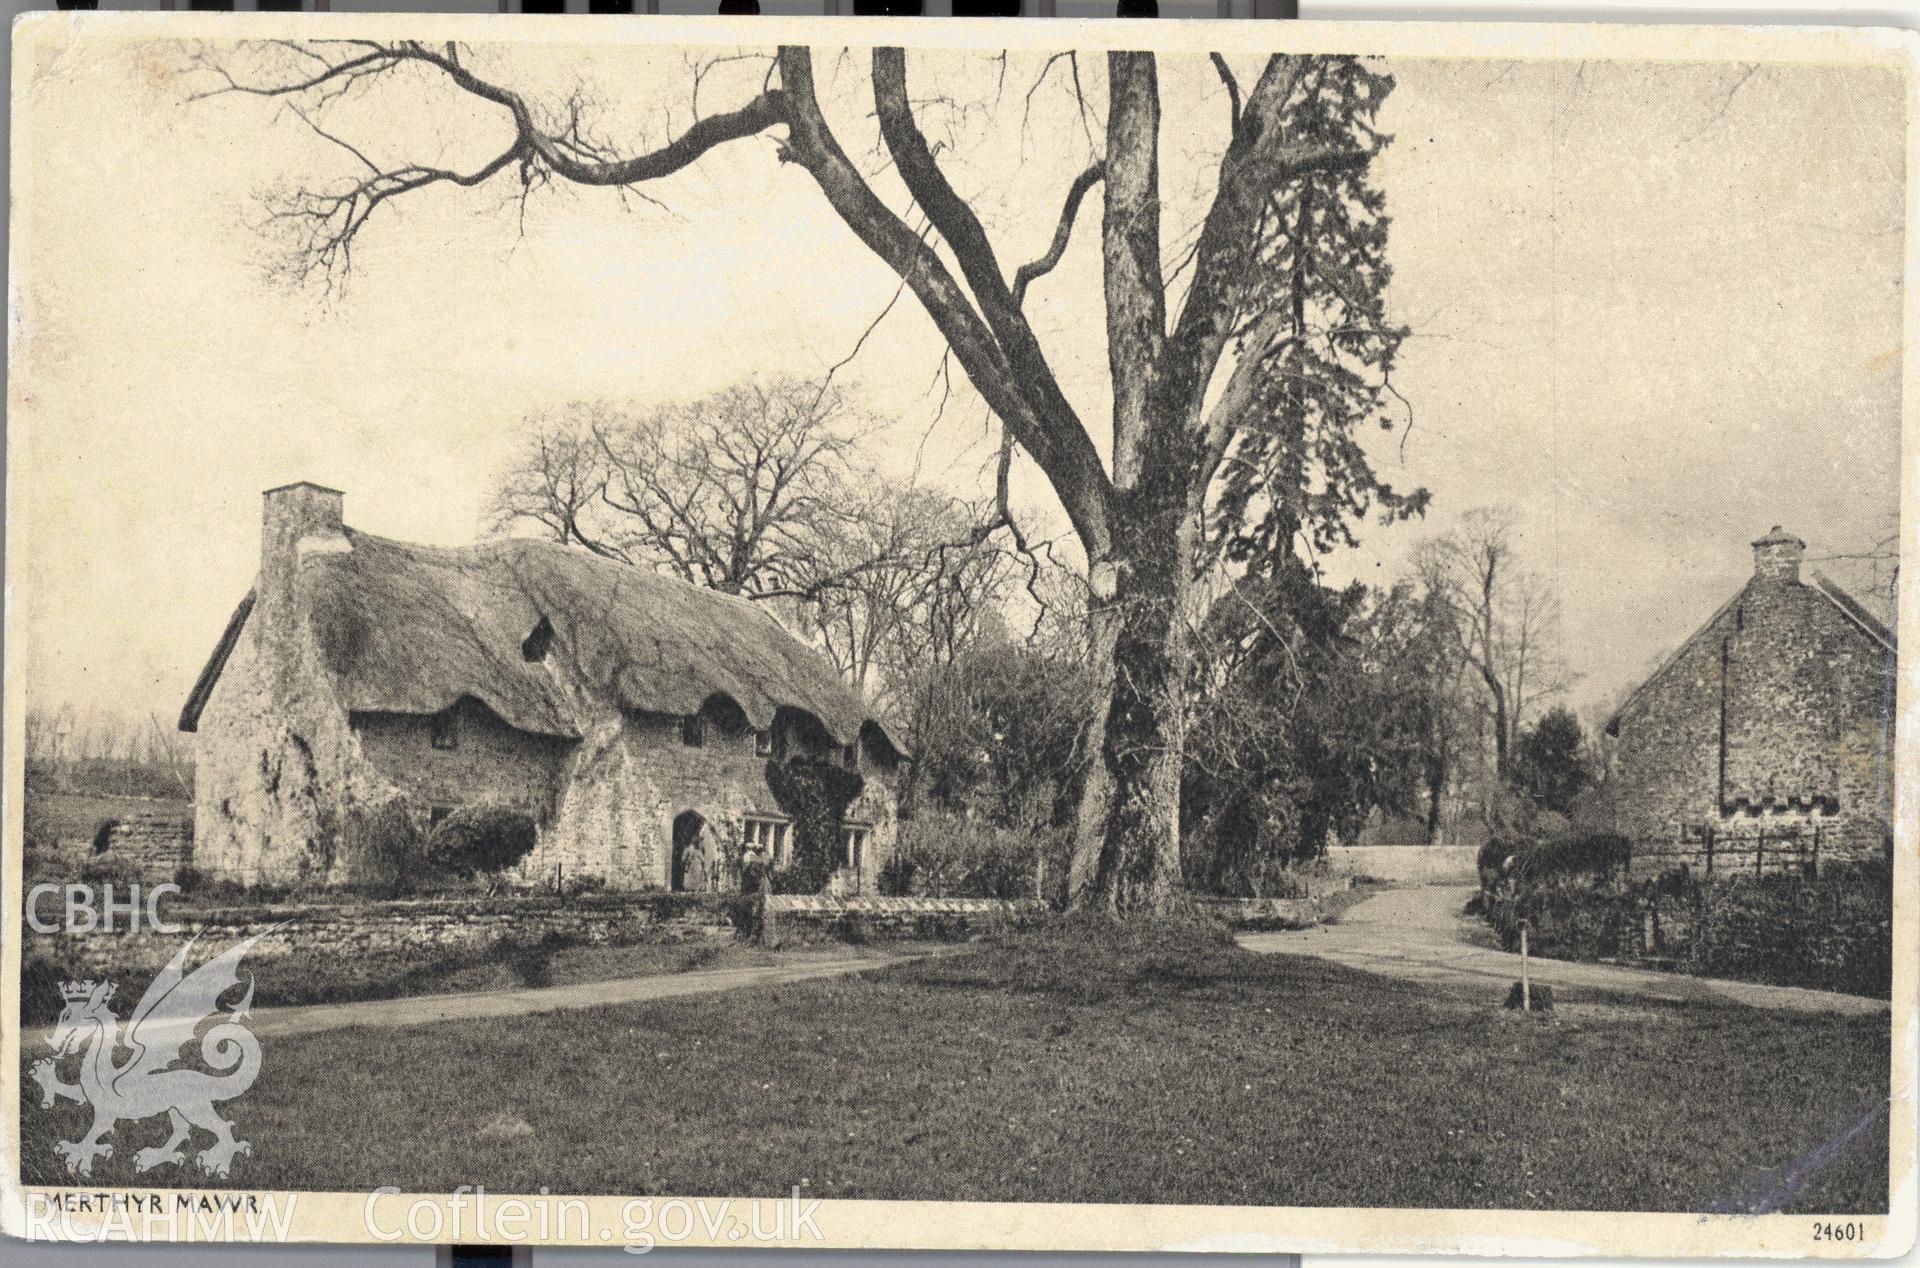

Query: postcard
[3,9,1913,1256]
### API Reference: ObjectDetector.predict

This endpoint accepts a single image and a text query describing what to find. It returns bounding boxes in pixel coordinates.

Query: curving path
[29,948,931,1048]
[1238,884,1888,1016]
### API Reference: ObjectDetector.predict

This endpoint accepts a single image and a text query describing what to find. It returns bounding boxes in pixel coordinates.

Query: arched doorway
[671,811,706,892]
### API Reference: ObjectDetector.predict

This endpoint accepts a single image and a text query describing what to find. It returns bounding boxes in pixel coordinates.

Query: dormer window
[522,615,554,663]
[755,729,773,758]
[431,712,458,751]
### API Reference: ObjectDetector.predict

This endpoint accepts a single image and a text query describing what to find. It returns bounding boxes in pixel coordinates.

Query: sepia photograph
[2,10,1912,1255]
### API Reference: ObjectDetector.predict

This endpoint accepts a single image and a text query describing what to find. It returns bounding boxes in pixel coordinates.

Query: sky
[8,23,1907,734]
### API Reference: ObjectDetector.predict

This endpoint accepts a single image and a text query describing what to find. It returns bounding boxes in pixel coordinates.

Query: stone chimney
[1751,525,1805,583]
[258,482,347,656]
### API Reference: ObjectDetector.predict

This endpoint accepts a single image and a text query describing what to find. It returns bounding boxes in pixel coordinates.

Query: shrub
[1550,832,1631,879]
[1478,851,1892,999]
[425,803,538,881]
[77,853,145,888]
[1492,832,1631,890]
[881,811,1061,900]
[557,871,608,900]
[504,931,569,988]
[332,798,431,896]
[877,852,916,897]
[1684,871,1891,998]
[1476,836,1519,882]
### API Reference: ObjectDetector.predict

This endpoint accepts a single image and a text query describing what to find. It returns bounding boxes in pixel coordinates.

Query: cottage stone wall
[526,707,898,892]
[1611,553,1894,866]
[353,698,573,820]
[191,617,383,885]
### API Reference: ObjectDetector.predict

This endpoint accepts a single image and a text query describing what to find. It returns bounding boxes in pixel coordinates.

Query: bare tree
[492,378,867,599]
[1416,507,1570,782]
[494,376,1018,698]
[1806,512,1900,611]
[195,41,1414,912]
[803,484,1016,696]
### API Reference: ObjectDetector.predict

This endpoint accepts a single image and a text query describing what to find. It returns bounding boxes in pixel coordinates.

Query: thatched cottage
[179,483,903,891]
[1605,526,1895,873]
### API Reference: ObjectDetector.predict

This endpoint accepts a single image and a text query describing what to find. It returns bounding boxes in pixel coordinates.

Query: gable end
[179,591,256,733]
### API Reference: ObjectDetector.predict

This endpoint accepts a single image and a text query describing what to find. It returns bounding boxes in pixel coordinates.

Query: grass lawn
[18,920,1889,1212]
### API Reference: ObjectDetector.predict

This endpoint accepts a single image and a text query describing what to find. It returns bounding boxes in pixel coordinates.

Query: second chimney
[1751,525,1805,583]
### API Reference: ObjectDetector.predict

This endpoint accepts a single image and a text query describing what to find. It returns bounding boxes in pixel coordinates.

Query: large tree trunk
[1068,560,1187,912]
[1067,428,1200,913]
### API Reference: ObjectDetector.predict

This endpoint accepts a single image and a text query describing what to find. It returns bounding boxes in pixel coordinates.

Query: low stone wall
[109,813,195,876]
[766,894,1045,943]
[57,811,196,882]
[1325,845,1479,884]
[28,892,739,982]
[28,892,1038,983]
[1193,896,1326,930]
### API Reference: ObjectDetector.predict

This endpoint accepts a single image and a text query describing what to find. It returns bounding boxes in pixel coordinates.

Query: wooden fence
[1629,824,1827,881]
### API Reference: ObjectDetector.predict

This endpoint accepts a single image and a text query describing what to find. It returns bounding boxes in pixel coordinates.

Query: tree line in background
[29,362,1605,898]
[30,359,1603,900]
[491,371,1601,900]
[23,704,192,800]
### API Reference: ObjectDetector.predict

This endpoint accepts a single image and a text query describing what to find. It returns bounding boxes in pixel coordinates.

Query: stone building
[1605,526,1895,872]
[179,483,904,890]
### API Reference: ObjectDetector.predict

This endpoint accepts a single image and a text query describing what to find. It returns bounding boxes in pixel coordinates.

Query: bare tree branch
[1011,160,1106,307]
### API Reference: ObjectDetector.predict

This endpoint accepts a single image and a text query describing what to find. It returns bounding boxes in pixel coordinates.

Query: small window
[522,615,554,663]
[680,715,705,748]
[429,805,454,829]
[745,816,791,867]
[842,824,870,869]
[431,713,458,751]
[755,729,773,758]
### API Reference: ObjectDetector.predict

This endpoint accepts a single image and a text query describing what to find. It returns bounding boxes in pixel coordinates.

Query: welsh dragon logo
[30,931,273,1179]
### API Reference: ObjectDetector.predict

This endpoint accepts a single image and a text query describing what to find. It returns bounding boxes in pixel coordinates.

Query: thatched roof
[182,530,898,752]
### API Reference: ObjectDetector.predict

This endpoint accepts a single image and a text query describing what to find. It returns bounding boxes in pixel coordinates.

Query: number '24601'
[1810,1222,1869,1243]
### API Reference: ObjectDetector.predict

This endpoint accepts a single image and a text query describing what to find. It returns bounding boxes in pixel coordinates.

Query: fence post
[1519,919,1532,1012]
[1756,828,1765,878]
[1705,827,1714,881]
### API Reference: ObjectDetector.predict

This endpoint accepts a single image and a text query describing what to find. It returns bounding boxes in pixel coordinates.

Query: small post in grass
[1519,918,1532,1012]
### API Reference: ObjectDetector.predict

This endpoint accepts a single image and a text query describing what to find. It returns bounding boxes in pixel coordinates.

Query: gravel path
[1238,884,1887,1015]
